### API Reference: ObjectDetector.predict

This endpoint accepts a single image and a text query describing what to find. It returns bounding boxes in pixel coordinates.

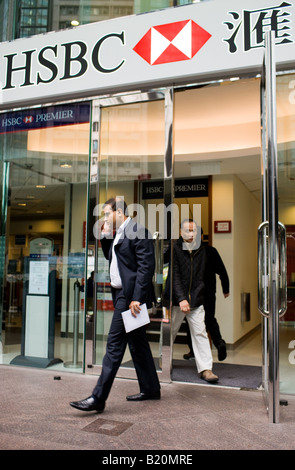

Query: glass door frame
[258,31,287,423]
[85,89,174,383]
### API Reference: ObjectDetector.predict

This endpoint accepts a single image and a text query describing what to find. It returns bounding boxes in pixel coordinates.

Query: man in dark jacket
[70,197,160,412]
[184,235,229,362]
[171,219,218,383]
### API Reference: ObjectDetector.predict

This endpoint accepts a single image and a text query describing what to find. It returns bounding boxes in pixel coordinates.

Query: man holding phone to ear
[70,197,160,413]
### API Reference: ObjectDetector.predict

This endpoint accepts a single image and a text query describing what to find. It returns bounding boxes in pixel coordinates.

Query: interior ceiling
[11,183,66,219]
[9,76,295,219]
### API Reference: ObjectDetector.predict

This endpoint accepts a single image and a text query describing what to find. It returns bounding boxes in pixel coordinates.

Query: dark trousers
[92,288,160,401]
[186,295,223,351]
[204,296,223,348]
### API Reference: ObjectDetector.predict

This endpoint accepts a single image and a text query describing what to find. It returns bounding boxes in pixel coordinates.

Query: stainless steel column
[265,30,280,424]
[161,88,174,382]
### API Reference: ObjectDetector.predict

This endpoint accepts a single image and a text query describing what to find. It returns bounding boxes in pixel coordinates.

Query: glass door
[85,91,173,381]
[0,101,91,371]
[276,75,295,395]
[171,38,290,408]
[258,32,288,423]
[173,79,262,386]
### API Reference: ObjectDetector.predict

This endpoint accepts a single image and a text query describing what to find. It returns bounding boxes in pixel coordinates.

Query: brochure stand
[10,257,62,368]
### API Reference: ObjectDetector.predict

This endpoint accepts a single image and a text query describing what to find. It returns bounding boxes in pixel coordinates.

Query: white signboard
[29,260,49,295]
[0,0,294,109]
[25,295,49,358]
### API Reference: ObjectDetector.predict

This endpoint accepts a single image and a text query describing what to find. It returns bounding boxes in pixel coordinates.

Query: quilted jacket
[172,237,207,308]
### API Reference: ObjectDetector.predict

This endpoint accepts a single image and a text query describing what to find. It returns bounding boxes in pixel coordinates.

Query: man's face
[181,221,197,244]
[103,204,116,231]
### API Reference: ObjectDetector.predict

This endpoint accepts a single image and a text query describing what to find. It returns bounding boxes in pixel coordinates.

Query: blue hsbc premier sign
[0,0,295,110]
[0,102,90,133]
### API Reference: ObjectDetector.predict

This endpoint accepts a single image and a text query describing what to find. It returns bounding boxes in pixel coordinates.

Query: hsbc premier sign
[0,0,295,110]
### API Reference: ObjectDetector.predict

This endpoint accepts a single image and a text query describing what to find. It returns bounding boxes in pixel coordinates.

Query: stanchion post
[64,279,82,368]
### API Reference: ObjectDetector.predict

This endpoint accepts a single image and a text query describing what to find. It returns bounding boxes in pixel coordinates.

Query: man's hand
[179,299,190,313]
[129,301,141,318]
[101,221,112,234]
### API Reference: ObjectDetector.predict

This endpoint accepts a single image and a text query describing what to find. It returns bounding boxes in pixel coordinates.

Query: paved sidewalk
[0,365,295,451]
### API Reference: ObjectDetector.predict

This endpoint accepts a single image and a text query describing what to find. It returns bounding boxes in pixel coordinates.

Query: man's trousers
[172,305,213,373]
[92,288,160,401]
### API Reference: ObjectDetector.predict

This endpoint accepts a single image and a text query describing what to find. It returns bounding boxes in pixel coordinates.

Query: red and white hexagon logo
[23,116,34,124]
[133,19,211,65]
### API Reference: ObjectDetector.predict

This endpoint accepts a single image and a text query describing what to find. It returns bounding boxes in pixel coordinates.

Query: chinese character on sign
[223,1,293,53]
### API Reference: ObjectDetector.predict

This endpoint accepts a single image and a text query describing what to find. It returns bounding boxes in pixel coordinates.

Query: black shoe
[217,339,227,361]
[183,351,194,360]
[126,391,161,401]
[70,396,105,412]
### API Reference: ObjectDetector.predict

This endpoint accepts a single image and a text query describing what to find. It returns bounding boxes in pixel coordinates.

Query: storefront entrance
[1,70,295,423]
[84,80,263,386]
[83,67,295,423]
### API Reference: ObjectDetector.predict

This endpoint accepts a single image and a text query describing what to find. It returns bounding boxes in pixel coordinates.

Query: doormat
[172,360,262,389]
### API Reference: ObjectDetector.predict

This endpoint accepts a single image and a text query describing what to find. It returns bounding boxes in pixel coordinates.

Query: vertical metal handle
[258,221,287,318]
[153,232,163,305]
[278,222,287,318]
[258,221,269,317]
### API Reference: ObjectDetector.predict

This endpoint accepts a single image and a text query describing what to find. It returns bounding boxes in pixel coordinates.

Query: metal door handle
[153,232,163,305]
[258,221,269,317]
[278,222,287,318]
[258,221,287,318]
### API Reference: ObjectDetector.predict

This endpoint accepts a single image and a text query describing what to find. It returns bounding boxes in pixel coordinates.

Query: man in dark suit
[70,197,160,412]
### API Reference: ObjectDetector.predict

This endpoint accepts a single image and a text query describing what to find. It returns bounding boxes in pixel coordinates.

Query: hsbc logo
[24,116,34,124]
[133,19,211,65]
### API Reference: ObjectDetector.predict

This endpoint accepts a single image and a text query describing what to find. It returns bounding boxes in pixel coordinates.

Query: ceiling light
[17,203,27,207]
[60,162,72,168]
[36,185,46,188]
[71,20,80,26]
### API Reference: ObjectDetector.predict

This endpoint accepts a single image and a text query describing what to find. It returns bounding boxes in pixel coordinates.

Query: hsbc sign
[133,19,211,65]
[0,0,295,110]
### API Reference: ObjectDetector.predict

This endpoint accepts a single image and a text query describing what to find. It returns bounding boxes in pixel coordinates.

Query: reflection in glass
[277,73,295,395]
[90,98,166,370]
[0,102,91,371]
[10,1,198,40]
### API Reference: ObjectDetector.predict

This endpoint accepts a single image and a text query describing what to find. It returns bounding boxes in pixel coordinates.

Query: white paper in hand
[121,303,150,333]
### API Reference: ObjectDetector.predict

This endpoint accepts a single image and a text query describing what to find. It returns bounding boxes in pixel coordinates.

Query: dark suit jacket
[100,218,155,308]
